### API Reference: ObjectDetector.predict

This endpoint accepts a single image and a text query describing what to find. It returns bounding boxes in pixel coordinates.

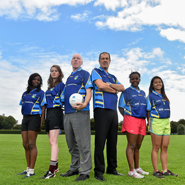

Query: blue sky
[0,0,185,124]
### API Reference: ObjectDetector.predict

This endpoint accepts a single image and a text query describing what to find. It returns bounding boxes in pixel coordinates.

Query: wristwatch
[109,82,112,87]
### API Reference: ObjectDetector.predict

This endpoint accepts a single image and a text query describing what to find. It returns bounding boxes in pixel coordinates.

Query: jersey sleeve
[19,99,22,106]
[146,96,152,111]
[118,92,126,108]
[91,69,102,82]
[60,87,65,103]
[83,72,93,89]
[39,91,47,107]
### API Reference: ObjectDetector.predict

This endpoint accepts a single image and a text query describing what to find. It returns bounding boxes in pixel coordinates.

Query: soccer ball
[69,93,83,106]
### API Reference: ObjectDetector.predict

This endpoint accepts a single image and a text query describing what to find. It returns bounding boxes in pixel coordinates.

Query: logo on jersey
[32,94,36,98]
[74,76,78,80]
[50,88,54,91]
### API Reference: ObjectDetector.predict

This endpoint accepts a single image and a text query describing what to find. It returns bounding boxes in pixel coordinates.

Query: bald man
[60,54,92,182]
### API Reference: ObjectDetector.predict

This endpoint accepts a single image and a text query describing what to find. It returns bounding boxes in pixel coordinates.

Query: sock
[162,170,167,173]
[56,160,58,170]
[29,169,34,174]
[26,167,30,172]
[49,160,57,173]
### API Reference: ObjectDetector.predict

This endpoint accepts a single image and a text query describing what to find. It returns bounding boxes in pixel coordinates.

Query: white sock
[26,167,30,172]
[29,169,34,174]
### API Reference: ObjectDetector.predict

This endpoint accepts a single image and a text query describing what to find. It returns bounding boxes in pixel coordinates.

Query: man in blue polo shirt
[60,53,92,182]
[91,52,125,181]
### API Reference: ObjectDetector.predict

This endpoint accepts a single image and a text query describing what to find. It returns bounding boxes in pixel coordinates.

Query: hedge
[0,130,150,135]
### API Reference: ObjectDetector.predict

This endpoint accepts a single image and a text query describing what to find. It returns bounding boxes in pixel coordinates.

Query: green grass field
[0,134,185,185]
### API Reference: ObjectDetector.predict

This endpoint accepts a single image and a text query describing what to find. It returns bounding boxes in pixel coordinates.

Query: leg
[134,134,144,169]
[150,133,162,172]
[64,114,80,171]
[21,131,30,168]
[71,111,92,175]
[27,131,38,169]
[48,129,60,161]
[160,135,170,171]
[94,109,111,176]
[107,110,118,172]
[126,132,138,171]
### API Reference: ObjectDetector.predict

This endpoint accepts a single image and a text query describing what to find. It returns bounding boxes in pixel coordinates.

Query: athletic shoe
[135,167,149,175]
[17,170,27,175]
[128,169,144,178]
[40,171,56,179]
[153,171,165,179]
[24,173,35,178]
[55,168,59,173]
[162,170,179,177]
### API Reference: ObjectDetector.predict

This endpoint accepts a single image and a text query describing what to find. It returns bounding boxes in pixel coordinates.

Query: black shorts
[21,114,41,132]
[45,107,64,132]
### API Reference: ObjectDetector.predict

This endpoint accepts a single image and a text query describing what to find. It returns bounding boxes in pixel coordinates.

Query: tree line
[1,115,185,135]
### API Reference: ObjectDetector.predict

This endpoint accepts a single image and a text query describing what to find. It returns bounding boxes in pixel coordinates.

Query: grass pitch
[0,134,185,185]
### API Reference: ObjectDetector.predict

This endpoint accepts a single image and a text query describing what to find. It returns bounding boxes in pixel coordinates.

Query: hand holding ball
[69,93,83,106]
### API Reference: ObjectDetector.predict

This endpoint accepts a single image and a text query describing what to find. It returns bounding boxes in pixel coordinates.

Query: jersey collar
[152,90,162,98]
[71,67,82,75]
[30,88,37,93]
[99,67,109,75]
[130,85,140,93]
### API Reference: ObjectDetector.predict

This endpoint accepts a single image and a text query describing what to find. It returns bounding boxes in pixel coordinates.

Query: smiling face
[153,78,163,91]
[50,67,60,79]
[71,54,83,72]
[99,53,111,72]
[130,73,140,89]
[32,76,41,88]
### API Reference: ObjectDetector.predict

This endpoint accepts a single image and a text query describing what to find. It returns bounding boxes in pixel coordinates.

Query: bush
[177,124,185,135]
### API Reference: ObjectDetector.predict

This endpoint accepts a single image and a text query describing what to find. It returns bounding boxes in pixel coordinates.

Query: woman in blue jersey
[41,65,65,179]
[18,73,46,177]
[147,76,178,178]
[119,71,149,178]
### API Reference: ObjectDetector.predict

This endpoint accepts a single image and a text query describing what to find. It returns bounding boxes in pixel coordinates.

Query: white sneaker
[128,169,144,178]
[135,167,149,175]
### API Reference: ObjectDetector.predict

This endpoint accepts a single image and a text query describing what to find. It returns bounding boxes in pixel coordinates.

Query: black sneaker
[153,171,165,179]
[75,174,89,181]
[40,171,56,179]
[162,170,179,177]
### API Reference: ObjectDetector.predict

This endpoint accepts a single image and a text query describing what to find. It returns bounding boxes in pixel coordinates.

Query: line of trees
[0,114,185,135]
[0,115,17,129]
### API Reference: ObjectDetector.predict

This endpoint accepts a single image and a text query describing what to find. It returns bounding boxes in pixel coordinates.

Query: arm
[147,111,150,125]
[110,83,125,92]
[94,79,118,94]
[119,107,124,116]
[40,105,46,131]
[72,88,92,111]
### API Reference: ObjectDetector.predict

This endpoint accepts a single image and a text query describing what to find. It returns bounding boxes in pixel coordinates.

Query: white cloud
[94,0,128,11]
[0,0,93,21]
[160,28,185,43]
[71,11,90,22]
[0,46,185,125]
[95,0,185,42]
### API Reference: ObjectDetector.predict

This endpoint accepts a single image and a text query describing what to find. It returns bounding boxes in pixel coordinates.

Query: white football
[69,93,83,106]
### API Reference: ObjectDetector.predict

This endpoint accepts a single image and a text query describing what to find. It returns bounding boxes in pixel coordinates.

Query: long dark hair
[149,76,169,102]
[26,73,42,93]
[47,65,64,90]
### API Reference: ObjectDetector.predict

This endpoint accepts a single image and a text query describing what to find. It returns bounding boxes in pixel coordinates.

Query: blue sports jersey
[20,88,46,115]
[63,67,93,114]
[146,90,170,118]
[118,86,147,118]
[91,67,120,111]
[45,82,65,109]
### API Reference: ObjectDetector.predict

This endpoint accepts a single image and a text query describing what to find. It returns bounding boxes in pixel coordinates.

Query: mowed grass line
[0,134,185,185]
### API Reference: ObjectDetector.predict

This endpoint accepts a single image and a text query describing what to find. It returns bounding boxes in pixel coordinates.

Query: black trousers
[94,108,118,175]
